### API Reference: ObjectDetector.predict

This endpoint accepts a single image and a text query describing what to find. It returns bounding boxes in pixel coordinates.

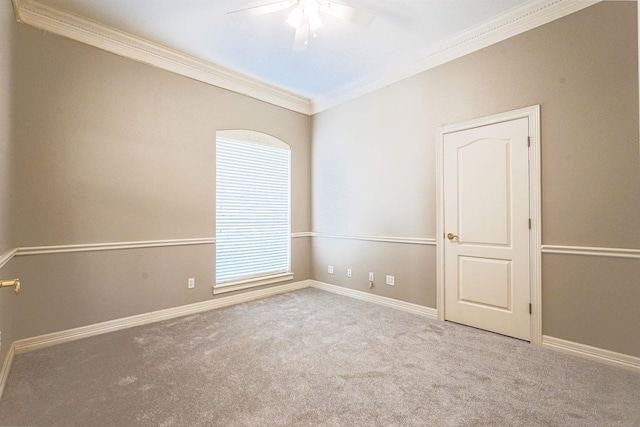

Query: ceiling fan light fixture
[229,0,374,51]
[303,0,320,16]
[287,6,303,28]
[308,13,322,31]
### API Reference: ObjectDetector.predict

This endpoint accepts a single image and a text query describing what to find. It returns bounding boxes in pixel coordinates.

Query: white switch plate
[368,272,375,282]
[347,268,352,278]
[188,278,195,289]
[328,265,334,274]
[386,275,395,286]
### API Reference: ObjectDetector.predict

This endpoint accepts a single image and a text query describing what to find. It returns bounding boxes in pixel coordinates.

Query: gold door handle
[447,233,458,241]
[0,278,20,295]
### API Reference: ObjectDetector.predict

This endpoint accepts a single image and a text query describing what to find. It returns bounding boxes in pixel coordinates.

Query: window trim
[215,130,293,293]
[213,272,295,294]
[217,129,290,150]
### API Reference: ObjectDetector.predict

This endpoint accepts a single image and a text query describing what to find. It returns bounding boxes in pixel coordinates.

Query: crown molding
[311,0,602,113]
[11,0,313,115]
[12,0,601,116]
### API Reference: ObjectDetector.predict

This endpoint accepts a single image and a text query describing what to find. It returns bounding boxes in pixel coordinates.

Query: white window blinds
[215,135,291,285]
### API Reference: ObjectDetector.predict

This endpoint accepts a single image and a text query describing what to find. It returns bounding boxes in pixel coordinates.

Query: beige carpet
[0,288,639,426]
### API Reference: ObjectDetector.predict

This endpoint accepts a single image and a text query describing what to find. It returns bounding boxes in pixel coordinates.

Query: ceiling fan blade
[228,0,295,16]
[320,1,375,26]
[293,19,310,51]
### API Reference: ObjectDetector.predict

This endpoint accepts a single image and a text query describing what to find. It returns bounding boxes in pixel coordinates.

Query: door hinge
[527,136,531,147]
[529,218,532,229]
[529,303,532,314]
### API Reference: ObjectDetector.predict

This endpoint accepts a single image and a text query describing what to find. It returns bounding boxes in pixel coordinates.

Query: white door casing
[436,106,541,345]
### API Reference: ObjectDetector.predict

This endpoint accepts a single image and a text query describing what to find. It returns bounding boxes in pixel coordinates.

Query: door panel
[443,117,530,341]
[458,256,511,310]
[458,140,510,246]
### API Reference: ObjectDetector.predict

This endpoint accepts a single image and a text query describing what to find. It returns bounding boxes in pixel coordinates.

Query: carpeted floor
[0,288,639,426]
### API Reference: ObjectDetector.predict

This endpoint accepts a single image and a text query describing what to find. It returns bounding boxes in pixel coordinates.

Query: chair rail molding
[310,232,436,246]
[0,248,18,269]
[291,232,313,238]
[14,238,216,256]
[541,244,640,259]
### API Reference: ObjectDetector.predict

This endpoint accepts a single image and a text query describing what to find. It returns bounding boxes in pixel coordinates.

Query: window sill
[213,272,294,295]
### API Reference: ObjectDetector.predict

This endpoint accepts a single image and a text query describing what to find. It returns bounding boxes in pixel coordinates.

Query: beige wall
[13,29,311,246]
[312,2,640,356]
[0,0,15,365]
[1,17,312,340]
[0,0,13,254]
[1,0,638,365]
[312,239,436,307]
[542,254,640,356]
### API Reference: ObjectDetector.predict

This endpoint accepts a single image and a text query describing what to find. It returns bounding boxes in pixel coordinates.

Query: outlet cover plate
[386,275,395,286]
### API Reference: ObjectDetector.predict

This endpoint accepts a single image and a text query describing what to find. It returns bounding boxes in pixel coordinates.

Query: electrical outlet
[188,278,195,289]
[347,268,352,278]
[368,272,375,282]
[386,275,395,286]
[328,265,334,274]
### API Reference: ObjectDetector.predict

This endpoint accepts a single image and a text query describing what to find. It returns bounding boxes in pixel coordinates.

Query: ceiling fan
[228,0,375,51]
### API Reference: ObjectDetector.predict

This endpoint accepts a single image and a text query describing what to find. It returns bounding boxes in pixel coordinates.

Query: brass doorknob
[0,278,20,295]
[447,233,458,240]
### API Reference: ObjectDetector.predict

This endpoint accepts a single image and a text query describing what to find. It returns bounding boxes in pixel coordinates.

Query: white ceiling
[37,0,531,101]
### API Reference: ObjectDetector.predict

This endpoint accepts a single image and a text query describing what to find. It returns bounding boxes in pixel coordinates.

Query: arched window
[214,130,292,294]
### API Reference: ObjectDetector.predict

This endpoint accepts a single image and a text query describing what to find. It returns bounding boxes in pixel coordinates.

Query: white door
[443,117,530,341]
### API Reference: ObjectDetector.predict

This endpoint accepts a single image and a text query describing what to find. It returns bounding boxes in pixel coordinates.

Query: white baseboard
[12,280,312,355]
[3,280,638,402]
[542,335,640,374]
[311,282,640,374]
[0,342,16,401]
[0,279,312,400]
[2,278,435,400]
[310,280,437,319]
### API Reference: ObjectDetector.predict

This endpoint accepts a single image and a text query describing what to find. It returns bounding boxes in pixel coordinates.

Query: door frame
[435,105,542,345]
